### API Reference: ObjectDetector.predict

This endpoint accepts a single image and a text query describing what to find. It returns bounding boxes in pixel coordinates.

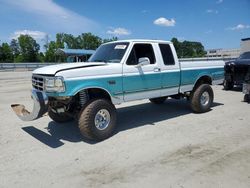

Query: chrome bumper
[11,89,48,121]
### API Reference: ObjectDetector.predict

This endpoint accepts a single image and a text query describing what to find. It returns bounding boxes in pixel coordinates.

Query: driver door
[123,43,162,101]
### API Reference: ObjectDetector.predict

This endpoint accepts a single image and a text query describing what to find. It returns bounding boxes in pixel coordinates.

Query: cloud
[216,0,223,4]
[1,0,97,33]
[11,30,47,40]
[107,28,131,36]
[205,30,213,34]
[141,10,149,14]
[228,24,250,31]
[206,9,219,14]
[154,17,176,27]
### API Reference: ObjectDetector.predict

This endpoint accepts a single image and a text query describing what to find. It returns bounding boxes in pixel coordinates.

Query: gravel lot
[0,71,250,188]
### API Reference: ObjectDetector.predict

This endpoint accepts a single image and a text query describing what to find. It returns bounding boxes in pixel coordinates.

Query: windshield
[238,52,250,60]
[88,42,129,63]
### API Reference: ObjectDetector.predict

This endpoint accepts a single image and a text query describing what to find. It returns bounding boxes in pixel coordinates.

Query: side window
[159,44,175,65]
[126,48,137,65]
[126,44,156,65]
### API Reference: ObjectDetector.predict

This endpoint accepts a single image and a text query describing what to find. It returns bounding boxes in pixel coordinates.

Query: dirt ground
[0,71,250,188]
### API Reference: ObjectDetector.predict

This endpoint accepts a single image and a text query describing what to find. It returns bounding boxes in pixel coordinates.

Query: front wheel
[244,94,250,103]
[78,99,117,141]
[190,84,214,113]
[223,80,234,90]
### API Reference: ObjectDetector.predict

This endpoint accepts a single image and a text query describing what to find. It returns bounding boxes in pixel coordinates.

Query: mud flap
[11,90,48,121]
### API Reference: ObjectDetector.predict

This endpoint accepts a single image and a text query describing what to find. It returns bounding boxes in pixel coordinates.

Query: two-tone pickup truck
[12,40,224,141]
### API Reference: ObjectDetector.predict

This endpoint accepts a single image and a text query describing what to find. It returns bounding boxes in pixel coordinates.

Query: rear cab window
[159,43,175,65]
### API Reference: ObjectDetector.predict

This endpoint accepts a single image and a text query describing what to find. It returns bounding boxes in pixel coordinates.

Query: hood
[32,62,123,80]
[226,59,250,66]
[33,62,106,75]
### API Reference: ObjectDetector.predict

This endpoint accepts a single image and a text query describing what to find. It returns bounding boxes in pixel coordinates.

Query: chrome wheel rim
[200,91,210,106]
[94,109,111,130]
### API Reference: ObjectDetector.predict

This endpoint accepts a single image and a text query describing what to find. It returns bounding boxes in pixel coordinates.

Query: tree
[171,38,206,58]
[0,43,14,62]
[10,39,20,60]
[38,52,45,62]
[55,33,79,49]
[43,34,49,52]
[44,41,58,62]
[55,33,65,49]
[77,32,102,50]
[102,37,118,44]
[18,35,40,62]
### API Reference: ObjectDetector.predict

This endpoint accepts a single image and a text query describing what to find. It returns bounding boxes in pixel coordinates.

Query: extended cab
[12,40,224,141]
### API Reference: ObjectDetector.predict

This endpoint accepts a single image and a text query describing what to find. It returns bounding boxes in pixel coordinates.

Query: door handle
[154,68,161,72]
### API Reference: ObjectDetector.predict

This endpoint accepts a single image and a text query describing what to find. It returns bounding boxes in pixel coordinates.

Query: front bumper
[11,89,48,121]
[224,73,232,82]
[243,83,250,95]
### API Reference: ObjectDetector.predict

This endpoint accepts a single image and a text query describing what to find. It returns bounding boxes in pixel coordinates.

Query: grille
[32,75,44,91]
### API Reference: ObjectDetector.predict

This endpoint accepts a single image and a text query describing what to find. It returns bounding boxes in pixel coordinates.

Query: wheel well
[194,76,212,90]
[86,88,111,101]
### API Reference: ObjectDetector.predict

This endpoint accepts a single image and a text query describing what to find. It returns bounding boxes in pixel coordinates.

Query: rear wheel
[48,109,74,123]
[78,99,117,141]
[190,84,214,113]
[244,94,250,103]
[149,97,167,104]
[223,80,234,90]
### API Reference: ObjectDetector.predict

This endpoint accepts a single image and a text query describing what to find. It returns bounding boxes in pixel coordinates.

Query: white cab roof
[106,39,172,44]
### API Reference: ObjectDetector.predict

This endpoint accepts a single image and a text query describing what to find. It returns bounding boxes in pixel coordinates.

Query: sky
[0,0,249,50]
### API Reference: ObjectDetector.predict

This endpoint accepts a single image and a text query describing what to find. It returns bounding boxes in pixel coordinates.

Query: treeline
[44,33,118,62]
[0,35,42,63]
[171,38,206,58]
[0,33,206,63]
[0,33,117,63]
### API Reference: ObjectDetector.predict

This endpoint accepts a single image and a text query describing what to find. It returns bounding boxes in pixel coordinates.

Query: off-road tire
[48,109,74,123]
[244,94,250,103]
[223,80,234,90]
[190,84,214,113]
[78,99,117,141]
[149,97,167,104]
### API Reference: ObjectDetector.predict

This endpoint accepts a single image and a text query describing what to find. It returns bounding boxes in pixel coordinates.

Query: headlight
[45,77,65,92]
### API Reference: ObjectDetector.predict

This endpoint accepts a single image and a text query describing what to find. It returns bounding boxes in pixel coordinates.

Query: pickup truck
[224,51,250,90]
[223,51,250,102]
[11,40,224,141]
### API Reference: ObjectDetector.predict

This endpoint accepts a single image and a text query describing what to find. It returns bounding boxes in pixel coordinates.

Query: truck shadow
[116,99,222,132]
[22,99,223,148]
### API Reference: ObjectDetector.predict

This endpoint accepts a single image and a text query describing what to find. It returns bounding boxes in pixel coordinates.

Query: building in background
[206,38,250,58]
[241,38,250,53]
[56,49,95,62]
[206,48,241,58]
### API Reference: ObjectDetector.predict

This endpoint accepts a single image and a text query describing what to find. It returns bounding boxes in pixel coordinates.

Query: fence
[0,57,236,71]
[0,63,58,71]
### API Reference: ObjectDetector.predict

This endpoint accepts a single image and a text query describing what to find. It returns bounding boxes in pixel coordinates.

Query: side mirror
[136,57,150,68]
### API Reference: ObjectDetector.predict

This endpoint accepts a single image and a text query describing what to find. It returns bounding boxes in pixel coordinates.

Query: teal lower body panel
[181,67,224,86]
[123,73,161,94]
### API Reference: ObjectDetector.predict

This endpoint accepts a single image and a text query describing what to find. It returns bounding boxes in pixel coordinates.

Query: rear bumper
[11,89,48,121]
[243,83,250,95]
